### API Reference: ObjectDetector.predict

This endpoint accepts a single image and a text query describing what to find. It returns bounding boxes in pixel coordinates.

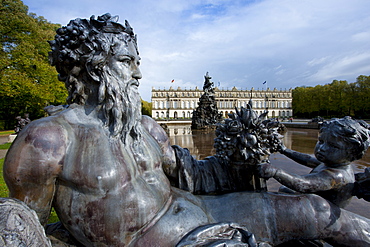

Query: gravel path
[0,135,10,159]
[0,150,7,159]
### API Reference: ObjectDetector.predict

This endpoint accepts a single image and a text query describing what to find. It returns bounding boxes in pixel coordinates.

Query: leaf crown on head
[48,13,137,82]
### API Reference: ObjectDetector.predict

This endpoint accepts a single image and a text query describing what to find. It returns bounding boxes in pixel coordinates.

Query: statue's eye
[329,142,339,149]
[117,55,131,65]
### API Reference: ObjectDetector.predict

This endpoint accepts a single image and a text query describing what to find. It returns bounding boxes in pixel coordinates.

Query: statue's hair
[320,116,370,161]
[48,13,138,105]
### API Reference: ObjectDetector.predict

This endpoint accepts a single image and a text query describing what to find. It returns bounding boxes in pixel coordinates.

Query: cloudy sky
[23,0,370,101]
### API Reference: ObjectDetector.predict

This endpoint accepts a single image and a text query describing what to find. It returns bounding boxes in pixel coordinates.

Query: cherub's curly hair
[321,116,370,161]
[48,13,137,105]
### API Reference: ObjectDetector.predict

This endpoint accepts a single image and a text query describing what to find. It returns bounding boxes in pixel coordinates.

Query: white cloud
[351,32,370,43]
[23,0,370,100]
[307,57,330,67]
[308,52,370,82]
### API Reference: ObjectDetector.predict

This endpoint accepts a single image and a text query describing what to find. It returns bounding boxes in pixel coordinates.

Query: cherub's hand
[270,134,286,153]
[354,167,370,202]
[258,163,278,179]
[355,167,370,181]
[277,141,286,153]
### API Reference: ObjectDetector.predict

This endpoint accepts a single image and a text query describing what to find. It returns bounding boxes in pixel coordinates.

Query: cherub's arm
[258,163,344,193]
[3,122,66,226]
[279,144,321,168]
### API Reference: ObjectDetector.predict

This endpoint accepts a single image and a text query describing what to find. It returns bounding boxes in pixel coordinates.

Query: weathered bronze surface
[259,116,370,208]
[3,14,370,246]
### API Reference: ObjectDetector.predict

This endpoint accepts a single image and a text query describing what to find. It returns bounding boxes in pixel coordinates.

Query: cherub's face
[314,131,352,167]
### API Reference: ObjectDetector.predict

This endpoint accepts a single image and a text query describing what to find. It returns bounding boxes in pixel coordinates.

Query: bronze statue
[14,113,31,134]
[258,116,370,208]
[202,71,215,94]
[4,14,370,246]
[191,72,222,129]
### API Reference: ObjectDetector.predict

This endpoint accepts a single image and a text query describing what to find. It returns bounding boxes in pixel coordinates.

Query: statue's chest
[60,130,164,193]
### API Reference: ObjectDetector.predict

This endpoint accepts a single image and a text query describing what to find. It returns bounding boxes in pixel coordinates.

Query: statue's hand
[277,142,287,153]
[268,132,285,153]
[354,167,370,202]
[176,222,271,247]
[355,167,370,181]
[258,163,278,179]
[271,133,286,153]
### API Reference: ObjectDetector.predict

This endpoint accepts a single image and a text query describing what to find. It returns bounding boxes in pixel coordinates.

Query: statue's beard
[98,69,142,143]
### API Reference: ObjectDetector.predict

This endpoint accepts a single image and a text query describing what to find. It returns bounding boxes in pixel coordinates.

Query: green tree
[141,99,152,116]
[312,84,326,116]
[327,80,349,117]
[0,0,66,129]
[292,75,370,119]
[292,86,311,117]
[319,84,330,117]
[353,75,370,118]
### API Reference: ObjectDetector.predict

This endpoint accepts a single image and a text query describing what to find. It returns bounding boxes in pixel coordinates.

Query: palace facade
[151,86,293,119]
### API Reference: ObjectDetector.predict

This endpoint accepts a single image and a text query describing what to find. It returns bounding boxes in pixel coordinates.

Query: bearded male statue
[4,13,370,246]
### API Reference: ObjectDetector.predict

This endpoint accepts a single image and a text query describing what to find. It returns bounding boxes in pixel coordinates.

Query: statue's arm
[280,146,321,168]
[274,170,339,192]
[3,122,66,226]
[259,163,344,193]
[141,116,177,178]
[142,116,233,194]
[170,145,233,194]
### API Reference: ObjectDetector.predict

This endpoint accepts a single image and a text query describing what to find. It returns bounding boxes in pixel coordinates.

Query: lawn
[0,158,9,198]
[0,130,15,136]
[0,143,12,150]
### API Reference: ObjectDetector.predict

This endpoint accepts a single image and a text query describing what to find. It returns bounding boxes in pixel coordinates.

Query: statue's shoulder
[44,104,99,127]
[14,116,69,148]
[141,115,157,126]
[12,106,80,148]
[141,115,169,144]
[5,112,70,172]
[44,105,68,116]
[44,104,84,122]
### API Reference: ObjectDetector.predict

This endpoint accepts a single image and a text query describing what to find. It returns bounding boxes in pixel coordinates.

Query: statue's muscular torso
[4,106,176,246]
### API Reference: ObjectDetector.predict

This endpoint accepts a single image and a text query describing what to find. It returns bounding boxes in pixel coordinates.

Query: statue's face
[107,39,142,92]
[314,130,351,166]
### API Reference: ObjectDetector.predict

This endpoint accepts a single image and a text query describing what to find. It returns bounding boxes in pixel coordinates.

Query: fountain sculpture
[2,14,370,246]
[191,72,223,129]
